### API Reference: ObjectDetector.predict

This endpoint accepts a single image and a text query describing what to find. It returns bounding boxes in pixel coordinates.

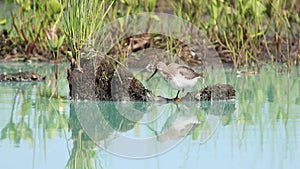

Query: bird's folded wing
[178,66,201,80]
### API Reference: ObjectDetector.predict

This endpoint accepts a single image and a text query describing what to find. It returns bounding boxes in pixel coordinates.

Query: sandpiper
[146,62,203,101]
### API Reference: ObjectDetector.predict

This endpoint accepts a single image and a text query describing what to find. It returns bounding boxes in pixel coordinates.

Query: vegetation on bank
[0,0,299,68]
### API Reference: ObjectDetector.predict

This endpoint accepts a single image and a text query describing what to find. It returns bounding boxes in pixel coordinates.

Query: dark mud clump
[68,55,152,101]
[183,84,236,101]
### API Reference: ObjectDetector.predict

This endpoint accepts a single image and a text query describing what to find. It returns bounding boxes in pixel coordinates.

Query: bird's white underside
[163,72,200,90]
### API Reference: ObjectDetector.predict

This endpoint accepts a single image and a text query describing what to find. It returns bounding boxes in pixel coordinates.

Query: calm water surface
[0,62,299,169]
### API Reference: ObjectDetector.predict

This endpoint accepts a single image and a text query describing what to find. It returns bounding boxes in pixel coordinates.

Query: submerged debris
[0,72,46,82]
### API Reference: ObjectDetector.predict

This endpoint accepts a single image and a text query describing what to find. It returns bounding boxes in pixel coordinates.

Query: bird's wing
[160,69,173,80]
[178,66,202,80]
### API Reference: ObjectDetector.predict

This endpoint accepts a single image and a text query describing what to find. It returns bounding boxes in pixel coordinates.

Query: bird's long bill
[146,68,158,82]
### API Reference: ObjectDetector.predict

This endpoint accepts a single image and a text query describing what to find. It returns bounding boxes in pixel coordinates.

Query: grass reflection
[225,66,299,149]
[67,108,102,169]
[0,85,69,144]
[0,91,34,146]
[0,63,69,146]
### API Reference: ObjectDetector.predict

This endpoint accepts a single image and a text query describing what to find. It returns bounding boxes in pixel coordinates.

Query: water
[0,62,299,169]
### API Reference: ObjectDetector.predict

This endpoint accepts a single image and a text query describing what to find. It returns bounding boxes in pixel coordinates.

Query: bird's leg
[175,90,180,98]
[174,90,182,102]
